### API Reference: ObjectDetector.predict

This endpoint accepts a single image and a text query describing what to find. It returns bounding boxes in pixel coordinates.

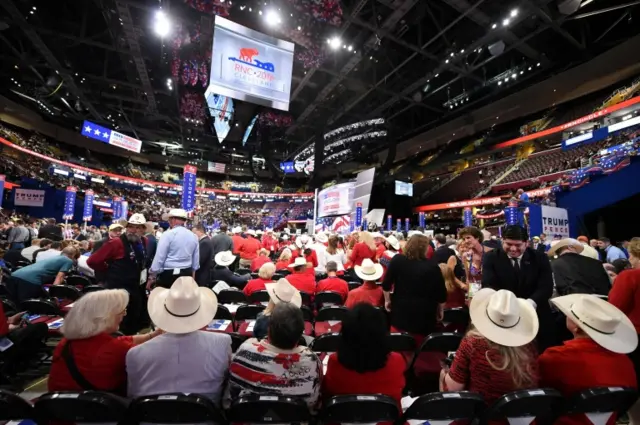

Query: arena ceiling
[0,0,639,173]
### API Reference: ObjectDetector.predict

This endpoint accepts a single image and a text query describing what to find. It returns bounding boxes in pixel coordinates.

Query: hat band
[486,308,521,329]
[570,308,615,335]
[360,268,377,276]
[273,290,292,304]
[164,302,200,318]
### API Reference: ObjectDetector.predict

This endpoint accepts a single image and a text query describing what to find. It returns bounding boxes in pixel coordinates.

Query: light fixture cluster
[10,78,22,88]
[184,118,203,125]
[186,137,199,142]
[445,94,471,110]
[154,10,171,38]
[36,99,54,115]
[166,78,173,91]
[327,37,357,54]
[493,8,519,28]
[496,62,541,86]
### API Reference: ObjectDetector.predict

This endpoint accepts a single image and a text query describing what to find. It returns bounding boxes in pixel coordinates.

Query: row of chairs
[218,288,344,308]
[1,387,636,425]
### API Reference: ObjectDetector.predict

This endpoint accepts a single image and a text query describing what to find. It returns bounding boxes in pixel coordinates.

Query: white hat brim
[552,294,638,354]
[288,259,307,269]
[148,287,218,334]
[214,252,236,266]
[265,282,302,308]
[315,234,328,243]
[547,239,583,257]
[469,288,539,347]
[385,237,400,251]
[354,263,384,282]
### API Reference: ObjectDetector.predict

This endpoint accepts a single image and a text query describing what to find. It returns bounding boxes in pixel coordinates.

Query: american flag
[315,217,332,233]
[208,162,226,174]
[314,215,351,234]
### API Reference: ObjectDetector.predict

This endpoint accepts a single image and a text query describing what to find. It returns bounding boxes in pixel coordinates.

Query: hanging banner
[396,218,401,232]
[14,189,46,207]
[387,215,392,231]
[419,212,425,228]
[355,202,363,228]
[349,219,355,233]
[405,218,410,232]
[120,201,129,220]
[504,201,520,226]
[362,218,368,231]
[83,190,95,221]
[63,187,77,220]
[463,207,473,227]
[268,216,274,229]
[182,165,197,213]
[112,196,122,220]
[0,175,4,208]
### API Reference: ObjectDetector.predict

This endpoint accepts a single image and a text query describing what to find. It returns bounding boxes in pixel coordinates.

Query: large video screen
[395,181,413,196]
[318,182,355,218]
[206,16,295,111]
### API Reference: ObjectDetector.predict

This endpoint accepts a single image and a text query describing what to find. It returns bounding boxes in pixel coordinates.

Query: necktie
[512,258,520,275]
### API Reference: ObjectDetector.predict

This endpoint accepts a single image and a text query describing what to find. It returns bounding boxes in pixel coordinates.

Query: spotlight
[503,18,510,26]
[537,62,541,67]
[445,59,449,63]
[347,45,352,51]
[154,10,171,37]
[492,23,497,29]
[511,9,518,17]
[329,37,341,50]
[512,73,516,79]
[265,9,281,25]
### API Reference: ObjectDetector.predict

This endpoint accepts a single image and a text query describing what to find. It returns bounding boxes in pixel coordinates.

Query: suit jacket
[211,233,234,257]
[211,265,250,289]
[195,236,214,287]
[433,245,465,280]
[38,224,63,241]
[551,253,611,296]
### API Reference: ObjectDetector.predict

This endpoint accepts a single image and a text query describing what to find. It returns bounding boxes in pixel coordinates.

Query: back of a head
[48,218,56,225]
[51,241,62,250]
[338,303,389,373]
[62,246,78,259]
[62,289,129,339]
[193,223,206,234]
[404,234,429,260]
[258,262,276,279]
[599,237,611,244]
[220,224,228,233]
[435,233,446,245]
[31,238,41,247]
[268,303,304,349]
[326,261,338,273]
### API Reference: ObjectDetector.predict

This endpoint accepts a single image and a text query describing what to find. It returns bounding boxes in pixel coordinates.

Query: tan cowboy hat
[552,294,638,354]
[246,229,256,237]
[214,250,236,267]
[168,208,188,220]
[547,238,584,257]
[288,257,307,269]
[232,226,242,234]
[265,278,302,308]
[354,258,384,282]
[580,244,600,260]
[315,232,328,243]
[385,235,400,250]
[127,213,146,226]
[148,276,218,334]
[109,223,123,231]
[470,288,539,347]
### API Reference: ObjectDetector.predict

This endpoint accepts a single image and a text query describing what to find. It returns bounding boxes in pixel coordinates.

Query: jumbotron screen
[317,182,355,218]
[395,180,413,196]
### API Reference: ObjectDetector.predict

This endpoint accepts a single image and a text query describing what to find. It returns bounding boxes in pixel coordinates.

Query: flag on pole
[63,187,77,220]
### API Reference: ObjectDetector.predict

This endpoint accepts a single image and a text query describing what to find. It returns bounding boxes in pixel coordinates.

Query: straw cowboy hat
[547,238,584,257]
[354,258,384,282]
[109,223,123,231]
[168,208,188,220]
[127,213,146,226]
[246,229,256,237]
[148,276,218,334]
[315,232,328,243]
[470,288,539,347]
[214,250,236,267]
[265,278,302,308]
[552,294,638,354]
[385,235,400,251]
[288,257,307,269]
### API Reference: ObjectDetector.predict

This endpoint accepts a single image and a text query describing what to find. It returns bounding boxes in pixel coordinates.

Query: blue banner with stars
[83,190,94,221]
[63,186,77,220]
[182,165,197,213]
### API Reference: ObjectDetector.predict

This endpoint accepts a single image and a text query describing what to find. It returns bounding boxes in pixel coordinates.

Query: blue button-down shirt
[605,244,627,263]
[150,225,200,273]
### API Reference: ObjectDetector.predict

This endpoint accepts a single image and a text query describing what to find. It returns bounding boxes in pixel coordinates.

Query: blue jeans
[10,242,25,250]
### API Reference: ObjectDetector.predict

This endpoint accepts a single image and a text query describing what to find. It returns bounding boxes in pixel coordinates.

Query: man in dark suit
[548,238,611,296]
[38,218,63,241]
[482,225,555,349]
[193,223,214,287]
[433,233,465,280]
[211,224,233,257]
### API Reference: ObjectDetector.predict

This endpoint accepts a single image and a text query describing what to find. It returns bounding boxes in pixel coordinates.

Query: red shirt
[251,256,271,272]
[0,302,8,337]
[48,333,133,392]
[243,277,273,297]
[445,286,467,308]
[609,269,640,333]
[262,235,277,252]
[345,283,384,309]
[87,237,146,272]
[539,338,637,425]
[275,260,291,271]
[322,352,405,408]
[239,237,261,260]
[231,235,245,254]
[285,272,317,298]
[350,242,376,267]
[317,276,349,301]
[375,243,386,260]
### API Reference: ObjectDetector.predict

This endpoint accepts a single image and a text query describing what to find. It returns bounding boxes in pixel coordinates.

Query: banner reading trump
[529,204,571,239]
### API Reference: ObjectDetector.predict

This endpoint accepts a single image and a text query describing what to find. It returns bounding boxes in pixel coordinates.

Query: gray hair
[61,289,129,339]
[268,303,304,349]
[258,262,276,279]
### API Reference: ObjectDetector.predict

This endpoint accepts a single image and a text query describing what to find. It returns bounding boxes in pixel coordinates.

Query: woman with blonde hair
[438,258,468,308]
[275,248,292,271]
[48,289,161,393]
[243,262,276,297]
[349,231,376,267]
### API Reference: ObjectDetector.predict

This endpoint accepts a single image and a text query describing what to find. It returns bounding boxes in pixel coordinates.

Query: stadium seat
[228,395,310,424]
[300,305,314,322]
[300,291,312,306]
[34,391,130,423]
[388,332,417,352]
[442,307,470,333]
[217,290,248,305]
[563,387,638,425]
[83,284,106,293]
[129,393,226,424]
[321,394,400,424]
[278,270,291,277]
[250,272,259,279]
[0,390,34,422]
[348,282,362,291]
[65,275,93,287]
[0,285,8,297]
[230,333,248,352]
[47,284,82,302]
[406,332,463,396]
[315,291,344,308]
[316,305,349,322]
[272,273,283,280]
[214,305,233,320]
[20,298,62,316]
[15,260,31,269]
[402,391,485,425]
[485,388,564,425]
[248,290,271,304]
[236,268,251,276]
[234,304,265,322]
[316,272,328,281]
[310,332,340,353]
[1,298,19,315]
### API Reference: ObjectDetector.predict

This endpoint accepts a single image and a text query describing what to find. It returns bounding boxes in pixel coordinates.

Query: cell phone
[20,313,31,326]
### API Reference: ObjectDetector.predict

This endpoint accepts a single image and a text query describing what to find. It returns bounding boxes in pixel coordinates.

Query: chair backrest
[299,291,312,306]
[83,285,106,294]
[228,395,310,424]
[564,387,638,425]
[403,391,485,423]
[217,290,248,305]
[300,305,314,322]
[250,272,260,279]
[65,275,93,287]
[316,272,328,281]
[309,332,341,353]
[48,284,82,301]
[1,297,18,315]
[486,388,564,425]
[129,393,227,424]
[388,332,417,352]
[278,270,291,277]
[20,298,62,316]
[230,333,248,352]
[348,282,362,291]
[236,268,251,276]
[0,390,34,421]
[214,304,233,320]
[273,273,284,280]
[316,305,349,322]
[419,332,463,353]
[315,291,344,308]
[321,394,400,423]
[248,290,271,304]
[34,391,129,423]
[443,307,470,330]
[235,304,265,321]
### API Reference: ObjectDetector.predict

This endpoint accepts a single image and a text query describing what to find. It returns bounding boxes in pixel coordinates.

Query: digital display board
[317,182,355,218]
[395,181,414,196]
[80,121,142,153]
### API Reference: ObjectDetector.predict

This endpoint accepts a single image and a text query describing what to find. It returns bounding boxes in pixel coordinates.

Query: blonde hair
[438,263,458,293]
[466,328,537,388]
[279,248,292,262]
[629,238,640,260]
[258,262,276,279]
[359,231,376,251]
[61,289,129,340]
[258,248,269,257]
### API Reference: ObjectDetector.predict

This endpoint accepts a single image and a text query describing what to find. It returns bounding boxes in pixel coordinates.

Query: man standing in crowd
[598,237,627,263]
[548,238,611,296]
[211,224,233,257]
[35,241,60,262]
[433,233,464,279]
[238,229,261,269]
[71,226,86,242]
[21,239,42,262]
[38,218,63,241]
[93,223,123,252]
[28,221,38,241]
[482,224,555,349]
[231,226,244,256]
[193,223,214,287]
[148,209,199,289]
[144,221,158,264]
[87,214,148,335]
[7,219,30,250]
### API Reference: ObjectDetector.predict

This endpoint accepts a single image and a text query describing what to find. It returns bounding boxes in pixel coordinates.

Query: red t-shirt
[239,237,261,260]
[285,272,317,298]
[262,235,277,252]
[48,333,134,392]
[350,242,376,267]
[375,243,386,260]
[305,250,319,268]
[243,277,273,297]
[317,276,349,301]
[539,338,637,425]
[231,235,245,254]
[345,283,384,309]
[445,286,467,309]
[609,269,640,334]
[275,260,291,271]
[251,256,271,272]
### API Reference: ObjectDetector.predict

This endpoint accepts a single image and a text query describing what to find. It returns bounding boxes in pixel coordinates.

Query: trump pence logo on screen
[228,47,276,89]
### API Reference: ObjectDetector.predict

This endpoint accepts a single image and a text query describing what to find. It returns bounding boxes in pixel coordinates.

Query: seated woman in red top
[285,257,317,298]
[251,249,271,272]
[439,261,468,309]
[349,232,376,267]
[275,248,292,271]
[345,259,384,309]
[317,261,349,301]
[323,303,405,407]
[539,294,638,425]
[440,288,540,408]
[243,262,276,298]
[48,289,162,394]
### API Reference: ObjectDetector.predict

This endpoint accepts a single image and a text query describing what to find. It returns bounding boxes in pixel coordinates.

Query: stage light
[512,73,516,79]
[492,23,497,29]
[265,10,281,25]
[347,45,352,51]
[503,18,510,26]
[537,62,541,66]
[154,10,171,37]
[329,37,341,50]
[511,9,518,17]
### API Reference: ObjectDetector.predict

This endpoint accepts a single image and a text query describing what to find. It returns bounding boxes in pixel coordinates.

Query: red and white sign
[414,188,551,212]
[108,131,142,153]
[317,182,355,218]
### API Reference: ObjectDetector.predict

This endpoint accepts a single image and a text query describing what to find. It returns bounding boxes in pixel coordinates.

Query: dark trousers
[6,277,44,304]
[120,286,142,336]
[156,268,193,289]
[1,322,49,373]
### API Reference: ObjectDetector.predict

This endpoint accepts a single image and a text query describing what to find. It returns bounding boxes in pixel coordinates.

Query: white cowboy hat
[295,235,310,249]
[281,234,290,241]
[288,257,308,269]
[552,294,638,354]
[547,238,584,257]
[256,229,264,235]
[168,208,188,220]
[371,232,384,239]
[315,232,328,243]
[266,228,274,233]
[214,250,236,267]
[246,229,256,237]
[385,235,400,251]
[232,226,242,234]
[265,278,302,308]
[109,223,123,231]
[354,258,384,282]
[148,276,218,334]
[470,288,539,347]
[127,213,146,226]
[580,244,600,260]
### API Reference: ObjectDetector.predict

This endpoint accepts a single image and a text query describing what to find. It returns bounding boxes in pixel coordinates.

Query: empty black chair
[310,333,341,353]
[485,388,564,425]
[348,281,362,291]
[1,297,18,315]
[315,291,344,308]
[317,305,349,322]
[48,284,82,301]
[34,391,129,423]
[230,333,248,352]
[300,291,312,306]
[21,298,62,316]
[250,272,260,279]
[301,305,314,322]
[321,394,400,423]
[248,290,271,304]
[564,387,638,425]
[129,393,227,424]
[0,390,34,422]
[236,268,251,276]
[83,284,105,294]
[403,391,485,425]
[442,307,470,332]
[214,304,233,320]
[406,332,463,396]
[315,272,328,281]
[15,260,31,269]
[217,290,248,305]
[228,395,310,424]
[234,304,265,322]
[65,275,93,287]
[388,332,416,352]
